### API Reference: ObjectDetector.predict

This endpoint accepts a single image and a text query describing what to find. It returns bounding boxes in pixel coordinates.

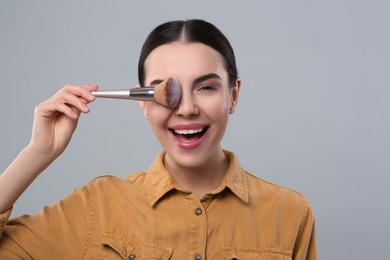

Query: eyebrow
[149,79,164,87]
[148,73,222,87]
[192,73,222,85]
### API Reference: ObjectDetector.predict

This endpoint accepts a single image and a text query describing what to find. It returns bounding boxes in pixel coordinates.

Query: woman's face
[140,42,240,168]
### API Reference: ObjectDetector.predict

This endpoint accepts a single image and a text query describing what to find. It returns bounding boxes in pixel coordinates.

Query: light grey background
[1,1,389,259]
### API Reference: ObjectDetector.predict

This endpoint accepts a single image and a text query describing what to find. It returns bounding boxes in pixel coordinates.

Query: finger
[81,84,98,103]
[83,84,99,92]
[37,101,79,119]
[55,102,81,119]
[81,84,99,105]
[54,91,91,114]
[61,84,97,103]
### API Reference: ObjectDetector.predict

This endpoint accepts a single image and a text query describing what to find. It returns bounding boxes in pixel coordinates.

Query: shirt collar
[146,150,249,207]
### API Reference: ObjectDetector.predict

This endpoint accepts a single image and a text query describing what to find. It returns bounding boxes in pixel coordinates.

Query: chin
[166,149,214,169]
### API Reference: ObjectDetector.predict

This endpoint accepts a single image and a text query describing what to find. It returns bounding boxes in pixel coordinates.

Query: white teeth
[174,128,203,135]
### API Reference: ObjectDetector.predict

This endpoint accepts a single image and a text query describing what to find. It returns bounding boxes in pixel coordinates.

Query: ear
[229,78,241,114]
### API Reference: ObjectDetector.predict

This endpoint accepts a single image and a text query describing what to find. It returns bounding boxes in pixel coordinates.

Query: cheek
[198,98,230,131]
[206,95,230,117]
[148,103,171,129]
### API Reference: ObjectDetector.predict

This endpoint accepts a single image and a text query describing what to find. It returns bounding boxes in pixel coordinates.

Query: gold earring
[144,111,149,120]
[229,107,234,114]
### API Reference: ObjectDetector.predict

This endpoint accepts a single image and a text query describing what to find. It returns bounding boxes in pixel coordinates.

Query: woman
[0,19,316,259]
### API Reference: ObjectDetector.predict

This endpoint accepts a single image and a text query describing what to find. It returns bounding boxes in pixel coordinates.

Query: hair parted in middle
[138,19,238,88]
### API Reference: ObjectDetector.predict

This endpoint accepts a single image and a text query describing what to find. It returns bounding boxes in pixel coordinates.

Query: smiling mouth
[170,126,209,141]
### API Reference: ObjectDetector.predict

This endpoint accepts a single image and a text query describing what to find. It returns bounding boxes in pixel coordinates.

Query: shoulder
[84,172,148,197]
[245,171,310,212]
[86,172,146,187]
[243,171,314,237]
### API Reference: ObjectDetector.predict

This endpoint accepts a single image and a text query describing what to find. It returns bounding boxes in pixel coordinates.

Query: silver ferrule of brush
[92,87,155,101]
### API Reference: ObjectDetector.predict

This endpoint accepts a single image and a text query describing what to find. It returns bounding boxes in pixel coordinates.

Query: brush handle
[92,87,155,101]
[129,87,155,100]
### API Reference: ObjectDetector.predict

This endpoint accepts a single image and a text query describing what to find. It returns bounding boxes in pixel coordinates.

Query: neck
[164,149,228,199]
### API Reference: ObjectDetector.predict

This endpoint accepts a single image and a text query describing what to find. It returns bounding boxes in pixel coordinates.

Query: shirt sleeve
[0,208,12,239]
[0,183,95,259]
[293,203,317,260]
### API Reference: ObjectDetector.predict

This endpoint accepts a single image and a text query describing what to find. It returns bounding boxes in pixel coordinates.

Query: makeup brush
[91,78,181,108]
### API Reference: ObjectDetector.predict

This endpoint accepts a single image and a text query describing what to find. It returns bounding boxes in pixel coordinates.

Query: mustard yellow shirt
[0,151,316,259]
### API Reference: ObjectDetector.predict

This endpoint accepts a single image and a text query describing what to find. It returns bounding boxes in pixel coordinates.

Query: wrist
[22,145,58,169]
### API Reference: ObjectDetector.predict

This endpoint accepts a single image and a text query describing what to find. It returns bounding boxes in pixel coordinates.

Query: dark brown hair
[138,19,238,87]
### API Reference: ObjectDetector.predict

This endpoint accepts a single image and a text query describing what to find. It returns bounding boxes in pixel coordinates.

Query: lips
[169,124,209,150]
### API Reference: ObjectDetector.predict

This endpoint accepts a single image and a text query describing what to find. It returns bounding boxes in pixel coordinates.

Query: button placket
[183,194,207,259]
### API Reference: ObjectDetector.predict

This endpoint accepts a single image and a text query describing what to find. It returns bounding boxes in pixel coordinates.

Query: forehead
[144,42,227,82]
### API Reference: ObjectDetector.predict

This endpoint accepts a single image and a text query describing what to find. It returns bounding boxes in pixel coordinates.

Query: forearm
[0,146,55,213]
[0,84,97,214]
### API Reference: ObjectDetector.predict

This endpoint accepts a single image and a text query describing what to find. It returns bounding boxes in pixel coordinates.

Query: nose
[175,90,198,117]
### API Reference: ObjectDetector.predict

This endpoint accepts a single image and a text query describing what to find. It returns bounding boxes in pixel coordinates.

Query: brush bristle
[154,78,181,107]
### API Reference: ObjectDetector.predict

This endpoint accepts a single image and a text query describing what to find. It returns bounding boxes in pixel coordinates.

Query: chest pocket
[221,246,292,260]
[101,235,173,260]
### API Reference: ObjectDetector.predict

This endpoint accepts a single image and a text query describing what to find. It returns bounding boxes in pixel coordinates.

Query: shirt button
[128,254,136,260]
[194,253,202,260]
[195,208,203,215]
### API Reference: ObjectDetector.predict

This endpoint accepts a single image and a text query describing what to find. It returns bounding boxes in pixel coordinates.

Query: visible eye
[198,85,217,91]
